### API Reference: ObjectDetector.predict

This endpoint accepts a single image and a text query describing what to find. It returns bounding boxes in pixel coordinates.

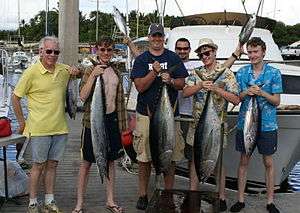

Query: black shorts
[179,114,193,161]
[81,111,124,163]
[235,129,278,155]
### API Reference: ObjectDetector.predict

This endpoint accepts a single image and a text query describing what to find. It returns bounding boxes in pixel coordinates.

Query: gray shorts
[30,134,68,163]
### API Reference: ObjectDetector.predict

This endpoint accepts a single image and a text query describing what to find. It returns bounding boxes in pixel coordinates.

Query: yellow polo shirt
[14,60,70,137]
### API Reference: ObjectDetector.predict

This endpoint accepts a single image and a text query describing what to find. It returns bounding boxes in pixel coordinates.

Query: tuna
[194,93,222,182]
[66,77,78,119]
[90,76,109,183]
[239,14,256,45]
[243,96,259,155]
[149,83,176,175]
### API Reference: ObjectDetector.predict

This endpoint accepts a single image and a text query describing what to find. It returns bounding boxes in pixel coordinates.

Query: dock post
[58,0,79,65]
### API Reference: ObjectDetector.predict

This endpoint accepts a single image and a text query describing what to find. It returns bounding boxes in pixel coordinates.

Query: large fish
[66,77,78,119]
[149,82,176,174]
[112,6,128,36]
[194,92,222,182]
[239,13,256,45]
[91,76,109,183]
[243,96,259,155]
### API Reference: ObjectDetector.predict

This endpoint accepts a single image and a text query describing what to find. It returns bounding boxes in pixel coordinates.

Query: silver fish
[239,14,256,45]
[91,76,109,182]
[150,84,175,174]
[194,93,222,183]
[243,96,259,155]
[66,77,78,119]
[112,6,128,36]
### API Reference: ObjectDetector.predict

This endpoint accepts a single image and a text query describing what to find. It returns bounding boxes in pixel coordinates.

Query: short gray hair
[39,36,59,49]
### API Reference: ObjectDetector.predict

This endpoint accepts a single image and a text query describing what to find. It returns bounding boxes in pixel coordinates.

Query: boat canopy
[167,25,283,61]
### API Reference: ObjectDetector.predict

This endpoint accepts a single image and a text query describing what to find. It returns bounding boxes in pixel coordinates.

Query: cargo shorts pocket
[133,130,143,155]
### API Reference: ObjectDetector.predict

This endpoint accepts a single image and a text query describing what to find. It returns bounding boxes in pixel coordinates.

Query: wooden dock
[1,113,299,212]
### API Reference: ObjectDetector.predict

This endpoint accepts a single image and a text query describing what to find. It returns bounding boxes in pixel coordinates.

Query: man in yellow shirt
[12,36,80,213]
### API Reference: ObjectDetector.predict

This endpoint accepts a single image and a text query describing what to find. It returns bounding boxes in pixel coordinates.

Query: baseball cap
[148,23,165,36]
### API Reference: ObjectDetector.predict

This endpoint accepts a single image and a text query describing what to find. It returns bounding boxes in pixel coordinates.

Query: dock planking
[1,113,299,212]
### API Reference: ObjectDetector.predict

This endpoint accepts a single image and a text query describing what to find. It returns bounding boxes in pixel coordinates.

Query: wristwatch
[170,78,175,85]
[232,52,239,60]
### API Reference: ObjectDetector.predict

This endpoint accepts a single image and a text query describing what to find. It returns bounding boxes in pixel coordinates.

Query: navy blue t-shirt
[130,49,188,116]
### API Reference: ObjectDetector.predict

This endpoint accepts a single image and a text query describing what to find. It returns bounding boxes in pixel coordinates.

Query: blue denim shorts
[235,130,277,155]
[30,134,68,163]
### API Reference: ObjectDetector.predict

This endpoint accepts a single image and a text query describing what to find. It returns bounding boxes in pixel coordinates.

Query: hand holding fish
[202,81,214,91]
[68,66,80,76]
[249,85,265,96]
[153,61,161,74]
[233,42,245,58]
[92,65,107,78]
[208,82,226,93]
[161,72,172,84]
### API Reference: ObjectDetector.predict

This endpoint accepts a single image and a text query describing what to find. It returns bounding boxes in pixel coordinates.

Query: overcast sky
[0,0,299,30]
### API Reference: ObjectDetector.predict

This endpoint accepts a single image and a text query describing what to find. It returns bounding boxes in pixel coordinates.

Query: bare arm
[134,61,161,93]
[134,70,158,93]
[183,83,203,97]
[250,85,281,106]
[240,86,280,106]
[261,93,280,106]
[171,78,185,90]
[160,72,185,90]
[12,94,25,134]
[223,43,243,69]
[124,37,141,58]
[213,87,240,105]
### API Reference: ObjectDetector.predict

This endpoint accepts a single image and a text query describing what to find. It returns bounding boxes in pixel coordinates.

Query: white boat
[127,13,300,188]
[0,49,11,118]
[11,51,31,73]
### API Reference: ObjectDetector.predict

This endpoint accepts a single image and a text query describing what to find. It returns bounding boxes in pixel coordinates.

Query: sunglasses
[45,49,60,55]
[99,48,113,52]
[175,47,190,51]
[197,50,212,59]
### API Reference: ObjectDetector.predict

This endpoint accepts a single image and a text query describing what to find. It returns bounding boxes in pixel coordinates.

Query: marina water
[1,72,300,192]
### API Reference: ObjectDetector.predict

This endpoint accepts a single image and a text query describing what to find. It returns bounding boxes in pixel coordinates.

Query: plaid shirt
[80,64,128,131]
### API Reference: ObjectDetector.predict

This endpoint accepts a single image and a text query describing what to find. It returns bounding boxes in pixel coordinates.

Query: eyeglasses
[197,50,212,59]
[45,49,60,55]
[99,48,113,52]
[175,47,190,51]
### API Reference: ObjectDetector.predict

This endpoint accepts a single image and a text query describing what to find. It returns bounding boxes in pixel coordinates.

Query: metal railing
[0,49,9,108]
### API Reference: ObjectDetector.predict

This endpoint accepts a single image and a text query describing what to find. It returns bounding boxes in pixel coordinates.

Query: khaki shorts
[133,113,184,163]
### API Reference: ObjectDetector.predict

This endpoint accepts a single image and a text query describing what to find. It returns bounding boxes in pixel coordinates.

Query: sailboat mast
[136,0,139,38]
[17,0,21,37]
[125,0,131,72]
[45,0,49,35]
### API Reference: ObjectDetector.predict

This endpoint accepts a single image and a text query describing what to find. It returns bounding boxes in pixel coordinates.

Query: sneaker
[43,200,62,213]
[136,195,148,210]
[230,201,245,212]
[28,204,39,213]
[219,199,227,212]
[267,203,280,213]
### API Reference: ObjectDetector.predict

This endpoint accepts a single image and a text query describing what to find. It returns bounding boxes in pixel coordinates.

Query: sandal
[106,205,123,213]
[72,209,84,213]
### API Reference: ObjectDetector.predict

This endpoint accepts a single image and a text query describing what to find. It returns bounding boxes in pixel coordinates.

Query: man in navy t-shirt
[130,23,188,210]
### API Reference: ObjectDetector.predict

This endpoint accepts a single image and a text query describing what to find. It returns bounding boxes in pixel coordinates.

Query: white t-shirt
[178,60,202,116]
